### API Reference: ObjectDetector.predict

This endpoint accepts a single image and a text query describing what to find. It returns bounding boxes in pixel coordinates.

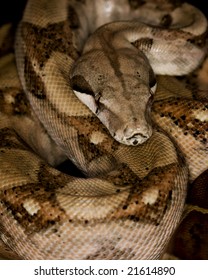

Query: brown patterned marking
[132,38,153,52]
[21,21,79,68]
[187,169,208,210]
[0,87,29,116]
[150,27,201,43]
[69,115,119,161]
[111,163,177,225]
[86,245,136,260]
[77,133,110,163]
[0,128,28,150]
[24,56,46,99]
[153,97,208,145]
[0,164,72,234]
[106,163,141,188]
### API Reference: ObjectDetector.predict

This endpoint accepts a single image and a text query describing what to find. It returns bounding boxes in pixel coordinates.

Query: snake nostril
[132,139,138,145]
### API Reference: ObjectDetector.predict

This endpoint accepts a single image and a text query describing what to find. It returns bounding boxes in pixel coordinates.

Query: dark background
[0,0,207,26]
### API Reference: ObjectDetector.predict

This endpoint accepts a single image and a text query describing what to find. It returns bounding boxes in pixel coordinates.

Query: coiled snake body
[0,0,207,259]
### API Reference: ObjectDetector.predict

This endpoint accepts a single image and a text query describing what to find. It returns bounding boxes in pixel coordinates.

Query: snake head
[70,49,156,146]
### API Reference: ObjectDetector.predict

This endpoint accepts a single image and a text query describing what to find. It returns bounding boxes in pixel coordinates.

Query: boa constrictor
[0,0,207,259]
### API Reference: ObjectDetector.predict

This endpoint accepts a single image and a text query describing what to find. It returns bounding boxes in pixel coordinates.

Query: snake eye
[149,77,156,89]
[149,70,157,93]
[70,75,94,96]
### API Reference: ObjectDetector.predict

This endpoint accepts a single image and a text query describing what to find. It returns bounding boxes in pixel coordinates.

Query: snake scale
[0,0,208,260]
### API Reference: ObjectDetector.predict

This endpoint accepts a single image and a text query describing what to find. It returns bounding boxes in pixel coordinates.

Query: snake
[0,0,207,259]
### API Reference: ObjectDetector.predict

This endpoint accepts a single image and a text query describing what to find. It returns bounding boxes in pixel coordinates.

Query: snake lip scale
[0,0,207,260]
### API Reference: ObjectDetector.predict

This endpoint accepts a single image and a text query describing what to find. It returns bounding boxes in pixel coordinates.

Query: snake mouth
[113,124,153,146]
[126,132,149,146]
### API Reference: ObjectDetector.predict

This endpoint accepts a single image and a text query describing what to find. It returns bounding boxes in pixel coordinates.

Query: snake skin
[0,0,207,259]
